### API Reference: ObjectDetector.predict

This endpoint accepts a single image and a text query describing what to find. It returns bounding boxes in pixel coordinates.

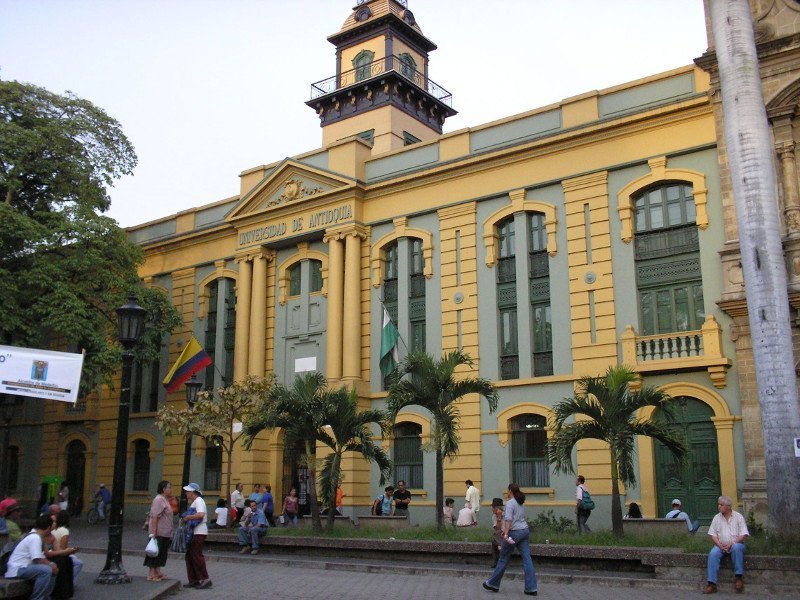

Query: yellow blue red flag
[162,337,212,392]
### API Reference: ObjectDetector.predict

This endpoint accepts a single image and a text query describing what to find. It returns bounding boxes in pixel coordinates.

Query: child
[490,498,504,566]
[443,498,456,526]
[213,498,228,528]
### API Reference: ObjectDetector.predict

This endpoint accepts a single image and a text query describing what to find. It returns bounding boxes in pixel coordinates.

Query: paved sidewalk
[73,550,763,600]
[70,521,788,599]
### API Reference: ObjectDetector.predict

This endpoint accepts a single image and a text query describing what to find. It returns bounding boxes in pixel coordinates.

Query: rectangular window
[204,442,222,491]
[499,308,519,380]
[403,131,421,146]
[532,303,553,377]
[224,283,236,386]
[309,260,323,293]
[394,425,423,488]
[289,266,301,296]
[639,282,705,335]
[131,361,143,413]
[205,281,219,388]
[510,416,549,487]
[147,359,160,412]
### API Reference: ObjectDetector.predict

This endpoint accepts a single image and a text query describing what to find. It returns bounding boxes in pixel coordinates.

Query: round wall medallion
[356,7,371,21]
[453,292,464,305]
[584,271,596,285]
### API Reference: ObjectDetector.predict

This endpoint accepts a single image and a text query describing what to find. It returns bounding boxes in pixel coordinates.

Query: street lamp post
[96,294,146,585]
[0,394,23,499]
[179,374,202,513]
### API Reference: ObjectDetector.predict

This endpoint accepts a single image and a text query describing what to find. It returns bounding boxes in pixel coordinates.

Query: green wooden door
[654,397,721,524]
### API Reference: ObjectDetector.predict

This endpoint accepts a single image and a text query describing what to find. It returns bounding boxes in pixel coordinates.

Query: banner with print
[0,345,85,403]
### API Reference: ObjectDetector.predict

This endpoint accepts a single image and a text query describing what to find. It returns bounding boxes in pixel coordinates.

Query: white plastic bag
[278,515,285,525]
[145,536,159,557]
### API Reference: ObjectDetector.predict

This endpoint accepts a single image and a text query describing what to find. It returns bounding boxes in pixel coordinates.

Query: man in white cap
[665,498,700,533]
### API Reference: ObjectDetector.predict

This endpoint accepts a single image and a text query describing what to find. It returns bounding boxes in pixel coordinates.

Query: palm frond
[548,420,607,474]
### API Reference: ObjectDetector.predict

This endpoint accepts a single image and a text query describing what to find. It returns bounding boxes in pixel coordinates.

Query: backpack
[371,497,383,516]
[580,488,595,511]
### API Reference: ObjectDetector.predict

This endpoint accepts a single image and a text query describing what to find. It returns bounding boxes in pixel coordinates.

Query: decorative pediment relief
[227,159,355,222]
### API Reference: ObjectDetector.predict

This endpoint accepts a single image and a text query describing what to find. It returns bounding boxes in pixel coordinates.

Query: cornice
[363,98,712,202]
[140,223,234,255]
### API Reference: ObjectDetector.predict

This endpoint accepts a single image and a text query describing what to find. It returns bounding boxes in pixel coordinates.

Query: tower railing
[310,54,453,107]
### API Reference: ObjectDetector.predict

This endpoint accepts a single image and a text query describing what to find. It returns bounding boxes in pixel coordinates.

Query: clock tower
[306,0,457,154]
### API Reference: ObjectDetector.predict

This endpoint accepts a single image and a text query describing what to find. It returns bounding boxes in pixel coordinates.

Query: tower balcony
[620,315,732,389]
[307,54,456,133]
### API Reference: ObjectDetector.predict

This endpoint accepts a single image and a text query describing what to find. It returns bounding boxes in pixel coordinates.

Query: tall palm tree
[548,366,686,536]
[317,387,392,530]
[386,350,498,529]
[710,0,800,531]
[244,371,330,533]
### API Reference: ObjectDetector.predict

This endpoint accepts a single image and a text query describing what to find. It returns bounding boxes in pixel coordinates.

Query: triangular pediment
[227,159,355,222]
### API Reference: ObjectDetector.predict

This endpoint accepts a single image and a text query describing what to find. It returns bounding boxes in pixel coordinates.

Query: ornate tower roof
[306,0,456,154]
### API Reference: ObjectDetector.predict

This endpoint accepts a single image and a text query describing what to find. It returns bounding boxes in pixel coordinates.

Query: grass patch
[269,518,800,555]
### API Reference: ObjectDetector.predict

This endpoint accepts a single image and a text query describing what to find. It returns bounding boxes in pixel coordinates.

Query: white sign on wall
[0,345,85,404]
[294,356,317,373]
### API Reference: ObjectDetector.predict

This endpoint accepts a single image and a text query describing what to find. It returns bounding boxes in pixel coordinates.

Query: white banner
[0,345,85,404]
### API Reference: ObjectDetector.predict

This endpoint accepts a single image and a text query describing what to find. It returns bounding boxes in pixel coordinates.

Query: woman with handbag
[144,480,174,582]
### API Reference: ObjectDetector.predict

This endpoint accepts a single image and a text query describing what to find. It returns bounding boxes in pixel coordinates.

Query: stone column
[777,141,800,234]
[233,255,252,382]
[325,232,344,381]
[248,250,268,377]
[342,228,366,381]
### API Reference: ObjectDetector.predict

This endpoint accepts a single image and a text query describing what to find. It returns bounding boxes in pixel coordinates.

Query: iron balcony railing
[310,54,453,107]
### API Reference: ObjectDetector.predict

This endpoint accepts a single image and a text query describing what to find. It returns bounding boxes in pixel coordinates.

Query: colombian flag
[162,337,212,393]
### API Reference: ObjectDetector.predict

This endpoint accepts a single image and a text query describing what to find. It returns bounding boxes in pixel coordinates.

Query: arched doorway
[654,396,721,524]
[65,440,86,515]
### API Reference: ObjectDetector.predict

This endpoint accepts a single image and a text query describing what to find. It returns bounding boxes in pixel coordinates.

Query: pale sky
[0,0,709,228]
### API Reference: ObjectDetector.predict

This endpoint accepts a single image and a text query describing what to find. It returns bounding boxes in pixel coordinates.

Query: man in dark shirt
[392,480,412,517]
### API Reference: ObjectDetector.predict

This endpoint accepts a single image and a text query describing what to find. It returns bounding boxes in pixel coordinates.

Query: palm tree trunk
[435,447,444,530]
[326,450,341,531]
[711,0,800,531]
[610,453,623,537]
[305,440,322,533]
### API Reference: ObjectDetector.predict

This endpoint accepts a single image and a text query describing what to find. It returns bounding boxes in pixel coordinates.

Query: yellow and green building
[11,0,800,525]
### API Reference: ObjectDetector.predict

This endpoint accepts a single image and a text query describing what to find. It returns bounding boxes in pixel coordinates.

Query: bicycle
[86,498,106,525]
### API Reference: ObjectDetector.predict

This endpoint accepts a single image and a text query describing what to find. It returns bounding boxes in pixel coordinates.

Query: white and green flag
[379,307,400,377]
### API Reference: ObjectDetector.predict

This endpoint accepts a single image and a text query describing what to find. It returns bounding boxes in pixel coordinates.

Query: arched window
[497,217,517,379]
[204,277,236,388]
[353,49,375,82]
[394,422,423,488]
[204,437,222,491]
[132,439,150,491]
[634,183,704,335]
[399,52,416,79]
[510,414,548,487]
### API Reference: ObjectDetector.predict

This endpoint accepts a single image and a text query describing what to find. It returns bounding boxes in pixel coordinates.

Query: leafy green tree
[316,387,392,531]
[386,350,498,529]
[156,375,274,502]
[244,372,331,533]
[548,366,687,536]
[0,78,178,392]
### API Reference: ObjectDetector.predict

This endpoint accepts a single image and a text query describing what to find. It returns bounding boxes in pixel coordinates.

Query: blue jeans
[485,528,537,593]
[707,543,745,583]
[15,564,55,600]
[238,524,268,548]
[284,512,298,527]
[71,555,83,580]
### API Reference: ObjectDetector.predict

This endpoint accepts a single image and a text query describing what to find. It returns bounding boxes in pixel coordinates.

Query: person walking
[482,483,537,596]
[181,483,212,589]
[145,480,174,582]
[281,487,300,526]
[575,475,592,534]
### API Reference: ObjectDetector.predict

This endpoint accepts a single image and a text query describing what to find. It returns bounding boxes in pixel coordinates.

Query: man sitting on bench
[665,498,701,533]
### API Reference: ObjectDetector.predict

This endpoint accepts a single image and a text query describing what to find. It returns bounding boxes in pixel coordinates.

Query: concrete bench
[356,515,410,530]
[622,518,692,535]
[0,578,33,599]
